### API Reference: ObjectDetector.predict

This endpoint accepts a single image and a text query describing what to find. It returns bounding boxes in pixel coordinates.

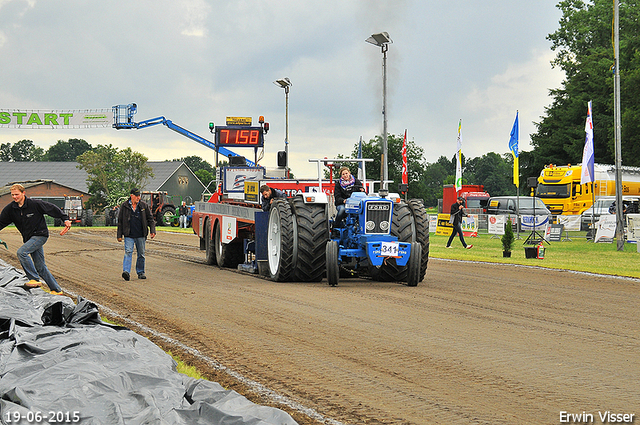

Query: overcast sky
[0,0,564,179]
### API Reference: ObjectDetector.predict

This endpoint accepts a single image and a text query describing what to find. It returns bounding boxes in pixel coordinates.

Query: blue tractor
[325,190,428,287]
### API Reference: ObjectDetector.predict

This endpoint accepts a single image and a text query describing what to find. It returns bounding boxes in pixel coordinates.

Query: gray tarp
[0,263,297,425]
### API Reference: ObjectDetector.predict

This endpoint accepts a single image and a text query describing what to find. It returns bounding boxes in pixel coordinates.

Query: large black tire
[325,240,339,286]
[161,205,178,227]
[406,242,422,287]
[214,221,244,268]
[204,220,216,265]
[370,202,413,282]
[408,199,429,282]
[83,209,94,227]
[267,199,295,282]
[291,196,329,282]
[54,218,62,227]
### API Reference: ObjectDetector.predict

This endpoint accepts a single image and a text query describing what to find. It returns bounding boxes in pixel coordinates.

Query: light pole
[366,32,392,189]
[274,77,292,178]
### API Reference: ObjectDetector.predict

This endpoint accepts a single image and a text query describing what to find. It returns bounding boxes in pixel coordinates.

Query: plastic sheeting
[0,263,298,425]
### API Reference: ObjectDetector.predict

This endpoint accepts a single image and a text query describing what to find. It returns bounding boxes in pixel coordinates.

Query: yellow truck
[536,163,640,215]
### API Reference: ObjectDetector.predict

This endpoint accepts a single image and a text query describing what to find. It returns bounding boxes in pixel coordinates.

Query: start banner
[0,109,113,128]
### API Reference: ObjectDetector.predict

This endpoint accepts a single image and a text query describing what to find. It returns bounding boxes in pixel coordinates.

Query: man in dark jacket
[117,188,156,280]
[260,185,285,212]
[0,184,71,294]
[446,196,473,249]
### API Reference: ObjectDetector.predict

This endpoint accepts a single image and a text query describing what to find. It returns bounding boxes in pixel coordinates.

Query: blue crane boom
[112,103,256,166]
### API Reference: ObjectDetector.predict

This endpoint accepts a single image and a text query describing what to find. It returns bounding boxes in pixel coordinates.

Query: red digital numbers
[217,128,262,147]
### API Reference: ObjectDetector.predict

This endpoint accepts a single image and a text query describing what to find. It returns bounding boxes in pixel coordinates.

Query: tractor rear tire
[161,205,177,227]
[291,196,329,282]
[214,221,243,268]
[408,199,429,282]
[406,242,422,287]
[325,240,339,286]
[267,199,295,281]
[84,209,94,227]
[369,202,413,282]
[204,220,216,265]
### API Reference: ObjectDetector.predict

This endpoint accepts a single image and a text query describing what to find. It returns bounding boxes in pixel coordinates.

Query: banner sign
[548,224,564,242]
[556,215,581,232]
[595,214,616,243]
[520,214,550,232]
[0,109,113,128]
[627,214,640,242]
[488,215,506,235]
[436,214,478,237]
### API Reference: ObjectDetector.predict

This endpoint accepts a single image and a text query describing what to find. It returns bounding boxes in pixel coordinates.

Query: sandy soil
[1,227,638,425]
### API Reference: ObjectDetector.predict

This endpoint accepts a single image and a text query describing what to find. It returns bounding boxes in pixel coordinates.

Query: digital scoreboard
[214,126,265,148]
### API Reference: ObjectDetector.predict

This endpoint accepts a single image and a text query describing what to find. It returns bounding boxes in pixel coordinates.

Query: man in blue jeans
[117,188,156,280]
[0,184,71,295]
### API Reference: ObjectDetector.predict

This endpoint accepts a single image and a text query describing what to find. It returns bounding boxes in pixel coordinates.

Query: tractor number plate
[380,241,399,257]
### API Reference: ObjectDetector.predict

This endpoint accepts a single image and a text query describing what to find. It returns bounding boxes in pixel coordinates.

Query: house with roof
[0,161,206,210]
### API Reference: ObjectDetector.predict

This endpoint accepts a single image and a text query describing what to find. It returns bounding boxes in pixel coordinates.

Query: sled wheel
[267,200,295,281]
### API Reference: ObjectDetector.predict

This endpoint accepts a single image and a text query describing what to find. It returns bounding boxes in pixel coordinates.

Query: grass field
[429,232,640,279]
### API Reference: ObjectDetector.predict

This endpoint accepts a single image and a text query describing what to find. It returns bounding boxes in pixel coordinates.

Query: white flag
[455,120,462,192]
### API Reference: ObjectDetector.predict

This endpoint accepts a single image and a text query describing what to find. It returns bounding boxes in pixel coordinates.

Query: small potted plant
[501,217,515,257]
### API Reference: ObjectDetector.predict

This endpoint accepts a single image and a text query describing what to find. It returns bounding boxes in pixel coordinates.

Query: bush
[501,217,515,252]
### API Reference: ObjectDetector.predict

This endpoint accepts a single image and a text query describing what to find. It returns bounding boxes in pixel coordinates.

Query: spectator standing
[117,188,156,280]
[179,201,189,228]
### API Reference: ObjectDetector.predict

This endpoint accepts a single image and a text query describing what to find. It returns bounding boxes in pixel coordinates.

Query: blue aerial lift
[111,103,259,166]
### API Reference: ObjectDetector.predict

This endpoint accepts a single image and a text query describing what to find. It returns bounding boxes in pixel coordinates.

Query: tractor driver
[260,185,285,212]
[333,166,364,228]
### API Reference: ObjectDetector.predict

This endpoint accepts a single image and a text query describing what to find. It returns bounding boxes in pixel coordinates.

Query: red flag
[402,129,408,185]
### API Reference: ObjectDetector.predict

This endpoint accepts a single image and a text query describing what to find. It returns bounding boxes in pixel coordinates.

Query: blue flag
[509,112,519,187]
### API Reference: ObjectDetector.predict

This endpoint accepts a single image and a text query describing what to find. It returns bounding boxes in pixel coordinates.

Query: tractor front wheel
[325,240,339,286]
[406,242,422,287]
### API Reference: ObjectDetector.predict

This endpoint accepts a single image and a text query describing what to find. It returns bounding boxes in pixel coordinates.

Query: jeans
[446,222,467,248]
[334,205,346,228]
[179,215,188,228]
[123,237,146,275]
[16,236,62,292]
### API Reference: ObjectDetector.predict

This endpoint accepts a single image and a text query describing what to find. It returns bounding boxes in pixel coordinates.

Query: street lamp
[366,32,392,189]
[274,77,292,178]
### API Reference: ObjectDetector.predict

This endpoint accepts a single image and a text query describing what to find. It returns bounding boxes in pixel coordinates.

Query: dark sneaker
[122,271,130,281]
[138,273,146,279]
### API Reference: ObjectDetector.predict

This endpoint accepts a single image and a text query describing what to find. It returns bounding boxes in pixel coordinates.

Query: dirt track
[1,227,638,425]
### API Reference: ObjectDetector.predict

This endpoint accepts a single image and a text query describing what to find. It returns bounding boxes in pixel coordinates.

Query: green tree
[77,145,153,211]
[44,138,92,161]
[531,0,640,168]
[0,140,44,161]
[344,133,429,200]
[0,143,10,161]
[195,169,214,188]
[177,155,215,175]
[465,152,516,197]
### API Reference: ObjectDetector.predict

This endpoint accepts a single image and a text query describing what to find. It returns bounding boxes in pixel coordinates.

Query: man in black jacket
[117,188,156,280]
[260,185,284,212]
[446,196,473,249]
[0,184,71,294]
